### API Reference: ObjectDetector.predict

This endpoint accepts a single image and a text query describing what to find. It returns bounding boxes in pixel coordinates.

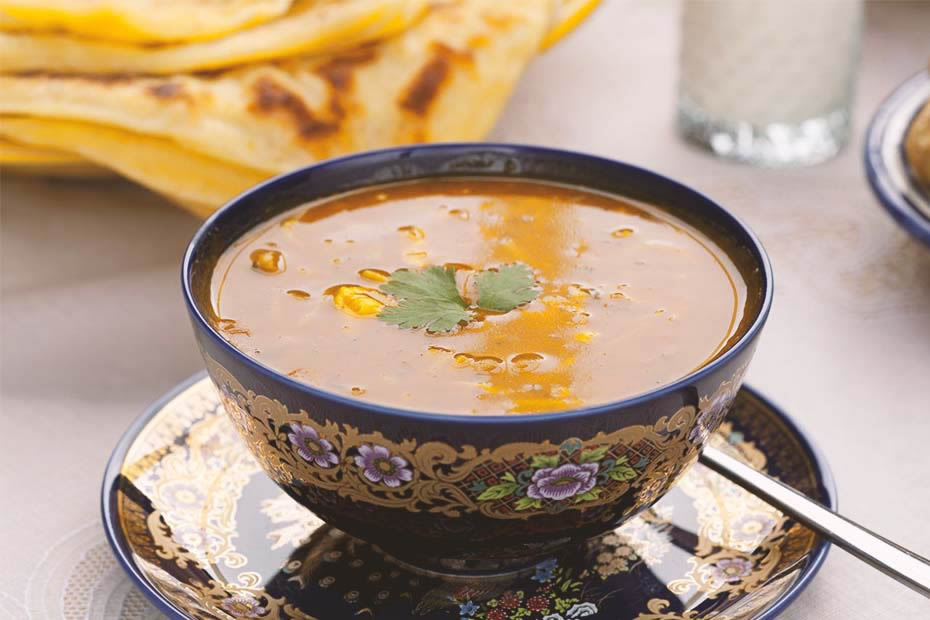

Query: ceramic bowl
[182,144,773,574]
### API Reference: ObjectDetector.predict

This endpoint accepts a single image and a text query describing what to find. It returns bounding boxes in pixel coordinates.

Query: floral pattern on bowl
[207,354,724,521]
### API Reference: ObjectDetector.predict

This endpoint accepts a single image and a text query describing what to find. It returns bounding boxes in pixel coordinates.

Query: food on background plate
[0,0,601,215]
[905,98,930,190]
[211,178,752,415]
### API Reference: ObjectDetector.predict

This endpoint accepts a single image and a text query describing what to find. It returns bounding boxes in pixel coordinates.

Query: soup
[211,179,750,415]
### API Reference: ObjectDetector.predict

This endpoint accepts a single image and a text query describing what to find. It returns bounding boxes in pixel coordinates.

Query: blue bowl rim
[182,143,775,425]
[100,374,834,620]
[864,69,930,246]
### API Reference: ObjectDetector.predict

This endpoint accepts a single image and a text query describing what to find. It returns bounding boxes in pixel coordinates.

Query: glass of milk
[678,0,864,166]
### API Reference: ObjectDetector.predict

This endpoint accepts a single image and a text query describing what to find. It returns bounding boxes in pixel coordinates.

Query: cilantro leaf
[377,265,472,333]
[475,263,539,312]
[376,262,540,333]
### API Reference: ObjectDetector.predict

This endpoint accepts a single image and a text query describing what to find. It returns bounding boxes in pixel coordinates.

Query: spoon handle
[699,445,930,598]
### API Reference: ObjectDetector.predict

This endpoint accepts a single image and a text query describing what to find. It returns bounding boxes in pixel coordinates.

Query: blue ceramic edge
[100,379,835,620]
[864,70,930,246]
[181,143,775,427]
[100,372,208,620]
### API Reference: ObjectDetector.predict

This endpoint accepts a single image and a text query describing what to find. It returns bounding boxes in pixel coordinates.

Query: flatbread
[1,136,84,164]
[0,0,292,44]
[541,0,600,50]
[0,136,112,176]
[0,0,551,174]
[0,117,266,214]
[0,0,428,74]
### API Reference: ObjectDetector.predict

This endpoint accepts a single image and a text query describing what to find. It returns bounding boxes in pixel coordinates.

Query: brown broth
[211,179,750,415]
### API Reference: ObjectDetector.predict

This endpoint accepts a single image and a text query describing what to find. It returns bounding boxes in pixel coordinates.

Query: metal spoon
[699,446,930,598]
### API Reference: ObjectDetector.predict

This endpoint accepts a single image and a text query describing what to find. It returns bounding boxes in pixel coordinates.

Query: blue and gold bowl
[182,144,773,574]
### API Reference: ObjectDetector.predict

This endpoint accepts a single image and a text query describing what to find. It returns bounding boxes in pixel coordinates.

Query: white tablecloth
[2,1,929,618]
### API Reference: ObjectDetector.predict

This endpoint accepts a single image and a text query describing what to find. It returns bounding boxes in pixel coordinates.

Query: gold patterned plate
[102,374,835,620]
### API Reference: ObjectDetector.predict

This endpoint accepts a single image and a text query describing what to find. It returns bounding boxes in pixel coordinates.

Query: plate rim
[101,373,836,620]
[864,69,930,246]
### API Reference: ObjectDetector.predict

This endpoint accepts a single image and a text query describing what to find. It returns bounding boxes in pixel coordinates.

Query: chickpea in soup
[211,179,750,415]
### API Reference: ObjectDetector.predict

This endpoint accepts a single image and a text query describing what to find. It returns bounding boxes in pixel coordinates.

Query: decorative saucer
[102,374,835,620]
[865,69,930,246]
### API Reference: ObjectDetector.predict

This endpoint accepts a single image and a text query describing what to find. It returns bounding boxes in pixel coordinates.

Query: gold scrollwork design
[206,354,730,520]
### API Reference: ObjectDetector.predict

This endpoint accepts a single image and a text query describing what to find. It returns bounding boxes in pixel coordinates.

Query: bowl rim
[182,143,774,425]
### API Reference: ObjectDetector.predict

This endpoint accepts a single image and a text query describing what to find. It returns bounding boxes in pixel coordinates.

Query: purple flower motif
[287,424,339,468]
[221,595,266,618]
[706,557,754,586]
[354,444,413,487]
[730,513,776,544]
[161,482,205,509]
[527,463,599,501]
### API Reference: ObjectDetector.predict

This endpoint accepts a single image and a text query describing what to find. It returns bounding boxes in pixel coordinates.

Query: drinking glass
[678,0,864,166]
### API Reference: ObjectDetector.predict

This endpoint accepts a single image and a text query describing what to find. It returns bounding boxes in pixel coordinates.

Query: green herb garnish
[377,263,539,333]
[378,265,471,332]
[474,263,540,312]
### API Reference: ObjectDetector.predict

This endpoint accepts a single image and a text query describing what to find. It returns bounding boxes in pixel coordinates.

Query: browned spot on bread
[315,46,379,92]
[148,82,186,99]
[13,70,135,83]
[398,43,470,116]
[250,76,342,139]
[398,54,449,116]
[328,97,346,120]
[434,41,474,65]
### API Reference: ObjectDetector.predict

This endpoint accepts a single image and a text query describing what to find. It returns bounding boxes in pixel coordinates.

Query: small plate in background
[865,70,930,246]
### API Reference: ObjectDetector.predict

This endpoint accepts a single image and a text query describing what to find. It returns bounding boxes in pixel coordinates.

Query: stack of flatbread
[0,0,599,216]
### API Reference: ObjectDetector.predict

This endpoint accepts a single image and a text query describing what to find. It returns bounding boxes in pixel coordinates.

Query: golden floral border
[206,355,747,520]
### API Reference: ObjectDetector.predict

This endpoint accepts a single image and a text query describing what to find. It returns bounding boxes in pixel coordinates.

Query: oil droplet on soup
[359,268,390,283]
[250,249,285,274]
[454,353,505,373]
[325,285,384,317]
[397,225,425,240]
[510,352,545,372]
[443,262,474,271]
[404,251,428,264]
[212,179,752,415]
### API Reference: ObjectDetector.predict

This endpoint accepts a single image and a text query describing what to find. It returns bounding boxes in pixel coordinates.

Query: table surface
[2,1,929,618]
